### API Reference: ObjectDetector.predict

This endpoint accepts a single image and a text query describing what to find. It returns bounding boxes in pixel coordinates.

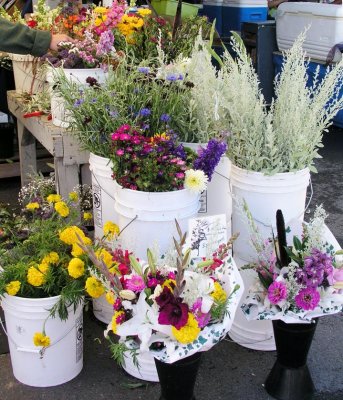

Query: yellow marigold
[46,194,61,203]
[130,16,144,29]
[108,262,119,275]
[38,263,49,274]
[69,191,78,202]
[54,201,70,218]
[137,8,152,16]
[27,266,46,287]
[211,281,227,303]
[71,236,92,257]
[33,332,51,347]
[41,251,59,265]
[105,291,116,305]
[95,248,115,269]
[5,281,21,296]
[103,221,120,239]
[85,276,105,298]
[68,258,85,279]
[162,279,176,292]
[111,310,125,334]
[83,212,93,221]
[26,202,40,211]
[59,226,86,245]
[171,313,200,344]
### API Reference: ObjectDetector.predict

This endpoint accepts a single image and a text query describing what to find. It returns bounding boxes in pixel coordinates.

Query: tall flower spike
[173,219,190,298]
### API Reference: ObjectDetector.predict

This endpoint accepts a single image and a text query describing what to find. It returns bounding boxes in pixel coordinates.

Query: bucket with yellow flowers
[0,189,93,387]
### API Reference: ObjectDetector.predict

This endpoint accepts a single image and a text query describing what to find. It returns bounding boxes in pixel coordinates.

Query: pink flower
[175,172,185,179]
[148,277,159,288]
[158,300,189,329]
[332,268,343,285]
[295,287,320,311]
[267,281,287,305]
[125,275,146,292]
[111,132,120,140]
[116,149,124,156]
[191,298,210,328]
[119,133,131,141]
[113,298,122,311]
[167,271,176,280]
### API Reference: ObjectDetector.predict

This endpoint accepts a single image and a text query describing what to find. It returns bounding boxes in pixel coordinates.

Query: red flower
[27,20,37,28]
[158,299,189,329]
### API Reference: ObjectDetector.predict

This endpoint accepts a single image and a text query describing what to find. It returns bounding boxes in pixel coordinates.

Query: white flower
[184,169,208,194]
[119,289,136,300]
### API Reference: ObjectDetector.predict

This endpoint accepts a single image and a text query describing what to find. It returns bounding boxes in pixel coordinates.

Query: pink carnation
[125,275,146,292]
[267,281,287,305]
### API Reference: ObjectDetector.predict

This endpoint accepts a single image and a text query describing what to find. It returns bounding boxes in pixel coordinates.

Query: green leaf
[129,255,143,276]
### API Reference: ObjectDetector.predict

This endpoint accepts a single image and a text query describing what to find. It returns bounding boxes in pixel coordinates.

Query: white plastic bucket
[228,257,276,350]
[89,153,118,240]
[47,68,107,127]
[9,54,47,94]
[229,165,310,351]
[183,142,232,236]
[1,294,83,387]
[114,182,200,259]
[122,343,159,382]
[92,294,114,324]
[231,165,310,262]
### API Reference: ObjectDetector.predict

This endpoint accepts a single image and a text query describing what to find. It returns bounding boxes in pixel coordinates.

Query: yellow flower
[103,221,120,239]
[27,266,46,286]
[41,251,59,265]
[38,263,49,274]
[111,310,125,334]
[108,262,119,274]
[137,8,152,17]
[162,279,176,292]
[83,212,93,221]
[69,191,78,202]
[26,202,40,211]
[171,313,200,344]
[94,6,108,13]
[68,258,85,279]
[71,236,92,257]
[5,281,21,296]
[184,169,208,194]
[46,194,61,203]
[85,276,105,298]
[33,332,51,347]
[59,226,86,245]
[95,248,115,269]
[211,281,227,303]
[105,291,116,305]
[54,201,70,218]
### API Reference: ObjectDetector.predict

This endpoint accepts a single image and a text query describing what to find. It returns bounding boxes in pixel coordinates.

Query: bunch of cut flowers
[0,188,94,348]
[78,221,243,364]
[110,124,227,192]
[42,30,118,69]
[241,204,343,323]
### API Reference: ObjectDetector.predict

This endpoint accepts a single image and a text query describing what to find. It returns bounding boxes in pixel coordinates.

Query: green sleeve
[0,17,51,56]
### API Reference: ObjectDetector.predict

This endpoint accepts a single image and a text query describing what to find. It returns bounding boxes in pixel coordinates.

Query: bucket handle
[0,316,79,359]
[91,171,116,201]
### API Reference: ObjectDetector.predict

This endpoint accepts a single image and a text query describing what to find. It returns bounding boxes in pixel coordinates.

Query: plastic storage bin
[151,0,201,19]
[222,0,268,34]
[202,0,223,35]
[276,3,343,62]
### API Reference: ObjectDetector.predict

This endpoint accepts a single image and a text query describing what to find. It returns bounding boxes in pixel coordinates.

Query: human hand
[49,34,76,51]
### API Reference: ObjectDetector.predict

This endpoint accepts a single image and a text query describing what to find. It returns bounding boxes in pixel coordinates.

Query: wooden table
[7,91,89,198]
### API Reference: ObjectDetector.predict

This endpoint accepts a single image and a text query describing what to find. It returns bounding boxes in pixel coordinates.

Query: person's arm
[0,17,51,56]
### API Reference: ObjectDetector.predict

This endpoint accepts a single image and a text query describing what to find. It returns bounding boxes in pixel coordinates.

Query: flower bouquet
[240,205,343,399]
[79,220,244,394]
[0,187,93,386]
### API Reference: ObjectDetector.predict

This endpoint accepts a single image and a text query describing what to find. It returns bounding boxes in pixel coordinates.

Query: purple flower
[193,139,227,182]
[155,287,174,308]
[125,275,146,292]
[96,30,114,56]
[191,299,210,328]
[137,66,150,74]
[267,281,287,305]
[160,113,170,122]
[297,248,333,288]
[139,108,151,117]
[147,277,159,288]
[109,110,118,118]
[113,298,122,311]
[73,99,84,107]
[158,299,189,329]
[295,287,320,310]
[166,73,179,82]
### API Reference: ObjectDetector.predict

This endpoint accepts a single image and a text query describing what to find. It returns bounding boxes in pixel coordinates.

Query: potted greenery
[0,184,92,387]
[241,206,343,400]
[79,221,243,389]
